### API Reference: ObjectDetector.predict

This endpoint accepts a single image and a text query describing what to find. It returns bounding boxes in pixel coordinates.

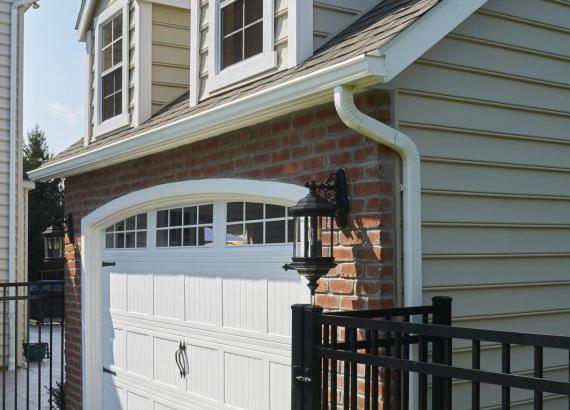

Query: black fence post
[432,296,453,410]
[291,304,305,410]
[291,304,323,410]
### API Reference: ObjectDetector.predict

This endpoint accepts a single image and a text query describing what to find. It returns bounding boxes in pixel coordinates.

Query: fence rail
[1,280,65,410]
[291,297,570,410]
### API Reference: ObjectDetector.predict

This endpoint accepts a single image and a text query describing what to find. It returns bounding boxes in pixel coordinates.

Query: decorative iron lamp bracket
[307,168,350,229]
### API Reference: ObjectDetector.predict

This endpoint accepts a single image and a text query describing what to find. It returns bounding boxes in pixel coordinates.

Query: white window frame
[208,0,276,92]
[93,0,130,139]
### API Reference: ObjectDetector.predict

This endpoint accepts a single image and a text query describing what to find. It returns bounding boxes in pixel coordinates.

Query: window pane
[126,216,136,230]
[112,40,122,66]
[245,202,263,220]
[226,224,244,245]
[266,220,285,243]
[106,233,114,248]
[125,232,136,248]
[170,228,182,246]
[222,0,243,36]
[113,14,123,40]
[103,21,113,47]
[103,46,113,70]
[199,204,214,224]
[245,0,262,25]
[245,222,263,244]
[114,68,122,90]
[184,206,197,225]
[115,220,125,231]
[103,73,114,97]
[183,227,197,246]
[156,229,168,247]
[244,21,262,59]
[222,31,243,69]
[137,214,147,229]
[114,91,122,116]
[115,232,125,248]
[227,202,243,222]
[106,225,114,233]
[136,231,147,248]
[198,226,214,245]
[170,208,183,226]
[157,210,169,227]
[266,204,285,219]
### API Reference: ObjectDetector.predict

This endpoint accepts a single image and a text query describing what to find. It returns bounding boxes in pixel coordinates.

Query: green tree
[24,125,63,281]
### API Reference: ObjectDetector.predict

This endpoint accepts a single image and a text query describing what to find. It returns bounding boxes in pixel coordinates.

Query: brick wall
[62,90,397,408]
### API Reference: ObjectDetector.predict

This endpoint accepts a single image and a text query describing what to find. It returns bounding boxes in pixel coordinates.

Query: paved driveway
[2,325,64,409]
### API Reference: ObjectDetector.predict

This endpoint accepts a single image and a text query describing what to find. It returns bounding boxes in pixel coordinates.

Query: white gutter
[334,85,422,307]
[9,0,38,370]
[28,54,385,181]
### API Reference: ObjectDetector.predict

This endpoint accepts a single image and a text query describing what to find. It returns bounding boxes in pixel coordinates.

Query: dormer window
[209,0,276,92]
[93,0,129,138]
[101,15,123,121]
[221,0,263,69]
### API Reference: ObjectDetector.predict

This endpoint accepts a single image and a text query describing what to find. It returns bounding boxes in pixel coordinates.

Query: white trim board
[80,178,307,410]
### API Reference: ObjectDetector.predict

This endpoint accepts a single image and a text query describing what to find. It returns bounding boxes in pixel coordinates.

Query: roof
[50,0,439,168]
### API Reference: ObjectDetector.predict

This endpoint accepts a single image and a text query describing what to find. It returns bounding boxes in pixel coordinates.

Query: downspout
[334,85,422,307]
[8,0,38,369]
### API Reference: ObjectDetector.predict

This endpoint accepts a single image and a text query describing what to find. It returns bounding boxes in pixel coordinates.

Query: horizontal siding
[312,0,376,49]
[392,1,570,408]
[151,3,190,114]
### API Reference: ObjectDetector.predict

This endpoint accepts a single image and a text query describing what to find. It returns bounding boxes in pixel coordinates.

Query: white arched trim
[80,179,307,409]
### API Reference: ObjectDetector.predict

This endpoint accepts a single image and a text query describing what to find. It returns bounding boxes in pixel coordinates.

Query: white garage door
[99,200,310,410]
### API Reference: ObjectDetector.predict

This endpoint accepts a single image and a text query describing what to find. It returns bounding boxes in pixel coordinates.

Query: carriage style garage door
[92,183,310,410]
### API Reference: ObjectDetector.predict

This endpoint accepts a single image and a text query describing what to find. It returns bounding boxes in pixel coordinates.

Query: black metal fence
[291,297,570,410]
[1,280,65,410]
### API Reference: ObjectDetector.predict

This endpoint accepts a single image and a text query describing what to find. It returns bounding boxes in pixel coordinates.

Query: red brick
[329,279,354,294]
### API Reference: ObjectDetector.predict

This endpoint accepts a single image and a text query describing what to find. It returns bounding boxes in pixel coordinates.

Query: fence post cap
[432,296,453,303]
[291,303,312,311]
[303,304,323,313]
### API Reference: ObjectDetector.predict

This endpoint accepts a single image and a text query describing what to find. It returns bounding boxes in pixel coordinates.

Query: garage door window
[105,213,147,249]
[226,202,294,245]
[156,204,214,247]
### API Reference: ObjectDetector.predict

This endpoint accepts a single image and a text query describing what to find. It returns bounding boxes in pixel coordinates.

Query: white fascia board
[77,0,96,41]
[376,0,488,82]
[29,54,385,181]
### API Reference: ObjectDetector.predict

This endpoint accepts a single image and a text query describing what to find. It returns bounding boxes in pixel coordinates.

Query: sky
[23,1,85,155]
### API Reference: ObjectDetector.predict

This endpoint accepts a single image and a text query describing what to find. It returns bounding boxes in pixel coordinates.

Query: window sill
[93,113,130,140]
[207,52,277,93]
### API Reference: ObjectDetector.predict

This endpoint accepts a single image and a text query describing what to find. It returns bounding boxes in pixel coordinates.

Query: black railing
[1,280,65,410]
[291,297,570,410]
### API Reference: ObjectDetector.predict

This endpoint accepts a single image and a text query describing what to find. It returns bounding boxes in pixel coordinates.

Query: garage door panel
[127,272,153,315]
[269,362,290,410]
[154,273,185,320]
[185,343,220,400]
[268,278,309,337]
[127,391,152,410]
[153,336,185,390]
[224,352,265,410]
[222,277,266,332]
[126,331,152,379]
[185,275,221,326]
[104,378,127,409]
[103,324,125,371]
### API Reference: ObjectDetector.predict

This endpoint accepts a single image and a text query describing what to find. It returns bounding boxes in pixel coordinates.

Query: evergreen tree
[24,125,63,281]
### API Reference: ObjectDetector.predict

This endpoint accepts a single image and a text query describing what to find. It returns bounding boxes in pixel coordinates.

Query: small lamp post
[284,169,350,302]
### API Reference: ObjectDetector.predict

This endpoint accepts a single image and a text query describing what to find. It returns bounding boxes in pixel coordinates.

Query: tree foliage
[24,125,64,281]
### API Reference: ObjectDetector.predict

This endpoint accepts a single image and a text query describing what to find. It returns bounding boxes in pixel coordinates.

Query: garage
[81,180,310,410]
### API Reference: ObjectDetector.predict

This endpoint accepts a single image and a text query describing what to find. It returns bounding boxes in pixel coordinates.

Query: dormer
[76,0,378,145]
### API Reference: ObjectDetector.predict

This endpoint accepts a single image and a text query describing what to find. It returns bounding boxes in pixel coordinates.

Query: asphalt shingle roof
[51,0,439,165]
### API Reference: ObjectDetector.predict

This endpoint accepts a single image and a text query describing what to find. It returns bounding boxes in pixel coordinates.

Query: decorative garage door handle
[175,341,189,378]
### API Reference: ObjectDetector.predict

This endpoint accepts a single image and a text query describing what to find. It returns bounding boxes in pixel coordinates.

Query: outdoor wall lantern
[42,224,64,261]
[284,169,350,300]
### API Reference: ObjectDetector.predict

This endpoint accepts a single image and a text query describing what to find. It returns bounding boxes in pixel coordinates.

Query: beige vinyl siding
[313,0,376,49]
[151,4,190,114]
[198,0,289,101]
[391,0,570,408]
